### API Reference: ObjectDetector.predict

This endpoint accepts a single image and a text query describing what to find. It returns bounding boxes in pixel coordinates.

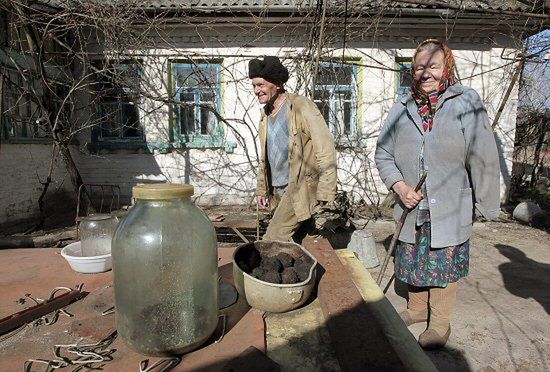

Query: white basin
[61,241,112,274]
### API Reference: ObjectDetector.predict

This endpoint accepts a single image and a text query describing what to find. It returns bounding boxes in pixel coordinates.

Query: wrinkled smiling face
[413,49,445,94]
[251,77,280,105]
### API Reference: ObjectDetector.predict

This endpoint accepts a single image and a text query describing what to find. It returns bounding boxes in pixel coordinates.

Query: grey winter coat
[375,84,501,248]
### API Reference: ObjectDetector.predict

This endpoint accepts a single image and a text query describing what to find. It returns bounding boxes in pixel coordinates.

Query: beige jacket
[256,93,337,222]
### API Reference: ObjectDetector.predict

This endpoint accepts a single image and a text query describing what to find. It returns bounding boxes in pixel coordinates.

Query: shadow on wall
[0,188,77,235]
[494,244,550,315]
[43,188,78,229]
[75,149,167,207]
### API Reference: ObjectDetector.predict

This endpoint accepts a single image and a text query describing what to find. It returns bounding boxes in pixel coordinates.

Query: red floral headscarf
[411,39,457,99]
[410,40,458,132]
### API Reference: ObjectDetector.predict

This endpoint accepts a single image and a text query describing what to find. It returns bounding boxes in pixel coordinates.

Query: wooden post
[311,0,328,100]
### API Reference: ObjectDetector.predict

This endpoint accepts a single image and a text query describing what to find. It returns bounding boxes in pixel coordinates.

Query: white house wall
[1,36,521,231]
[73,44,518,207]
[0,143,75,232]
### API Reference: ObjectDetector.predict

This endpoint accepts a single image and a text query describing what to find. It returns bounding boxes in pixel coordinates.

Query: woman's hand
[257,195,269,209]
[393,181,424,210]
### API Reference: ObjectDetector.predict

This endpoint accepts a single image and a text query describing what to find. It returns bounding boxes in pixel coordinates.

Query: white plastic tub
[61,241,112,274]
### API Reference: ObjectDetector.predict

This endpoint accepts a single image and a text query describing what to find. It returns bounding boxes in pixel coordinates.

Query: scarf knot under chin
[411,78,456,132]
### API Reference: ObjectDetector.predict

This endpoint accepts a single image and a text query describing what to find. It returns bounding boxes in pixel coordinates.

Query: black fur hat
[248,56,289,84]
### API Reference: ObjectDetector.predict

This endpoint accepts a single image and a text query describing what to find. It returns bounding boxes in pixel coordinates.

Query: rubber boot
[419,281,458,349]
[399,285,429,326]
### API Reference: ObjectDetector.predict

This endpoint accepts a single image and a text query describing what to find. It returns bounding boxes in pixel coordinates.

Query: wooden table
[0,245,266,371]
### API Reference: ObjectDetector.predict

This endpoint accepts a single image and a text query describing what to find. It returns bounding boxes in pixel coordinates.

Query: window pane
[344,100,351,135]
[176,66,200,88]
[200,105,216,135]
[3,71,49,139]
[179,92,195,135]
[100,102,120,138]
[399,68,413,88]
[121,103,141,137]
[174,63,220,139]
[334,90,352,137]
[397,61,413,97]
[115,63,140,99]
[317,64,353,86]
[176,64,219,89]
[200,91,216,135]
[314,63,356,137]
[95,62,141,140]
[314,89,330,127]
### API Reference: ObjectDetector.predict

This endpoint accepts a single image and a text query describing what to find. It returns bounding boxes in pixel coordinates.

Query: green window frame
[92,61,144,146]
[170,61,232,150]
[396,58,413,98]
[313,62,359,140]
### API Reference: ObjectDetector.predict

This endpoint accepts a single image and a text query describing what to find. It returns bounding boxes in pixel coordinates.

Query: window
[396,58,413,98]
[1,68,51,140]
[172,61,222,144]
[94,62,142,142]
[313,62,358,138]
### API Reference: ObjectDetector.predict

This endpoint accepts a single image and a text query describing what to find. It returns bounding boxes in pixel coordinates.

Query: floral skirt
[395,222,470,288]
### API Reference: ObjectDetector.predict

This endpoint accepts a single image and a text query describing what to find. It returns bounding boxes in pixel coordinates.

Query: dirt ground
[209,210,549,371]
[367,219,550,372]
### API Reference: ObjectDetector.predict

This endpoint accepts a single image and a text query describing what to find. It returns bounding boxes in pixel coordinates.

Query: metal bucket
[232,240,317,313]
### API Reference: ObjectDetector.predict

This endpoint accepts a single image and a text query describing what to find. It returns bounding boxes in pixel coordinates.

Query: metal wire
[24,332,117,372]
[41,309,73,326]
[101,306,115,316]
[139,357,181,372]
[214,314,227,344]
[24,358,69,371]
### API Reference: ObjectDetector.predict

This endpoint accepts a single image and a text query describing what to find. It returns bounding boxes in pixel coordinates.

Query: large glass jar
[80,214,118,256]
[112,184,218,356]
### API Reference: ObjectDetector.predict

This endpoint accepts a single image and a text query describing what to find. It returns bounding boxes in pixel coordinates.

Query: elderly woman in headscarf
[375,39,501,349]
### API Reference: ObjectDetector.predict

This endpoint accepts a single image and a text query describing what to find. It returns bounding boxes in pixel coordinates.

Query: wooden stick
[231,227,250,244]
[376,172,427,286]
[256,198,260,241]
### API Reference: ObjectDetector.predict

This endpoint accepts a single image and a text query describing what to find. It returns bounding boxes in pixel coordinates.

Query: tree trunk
[529,116,546,188]
[16,3,95,224]
[57,142,95,215]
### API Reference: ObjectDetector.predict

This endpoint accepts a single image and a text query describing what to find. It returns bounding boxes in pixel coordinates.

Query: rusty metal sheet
[0,248,112,318]
[0,245,265,372]
[0,285,85,335]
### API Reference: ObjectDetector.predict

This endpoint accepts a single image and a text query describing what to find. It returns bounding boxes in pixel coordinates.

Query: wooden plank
[231,227,250,243]
[213,220,258,229]
[302,238,406,372]
[336,249,437,372]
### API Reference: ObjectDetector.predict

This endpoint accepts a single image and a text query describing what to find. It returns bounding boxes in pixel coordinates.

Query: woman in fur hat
[249,56,337,242]
[375,40,501,348]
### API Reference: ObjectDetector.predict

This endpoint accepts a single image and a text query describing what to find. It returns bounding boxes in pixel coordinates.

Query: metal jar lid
[132,183,194,200]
